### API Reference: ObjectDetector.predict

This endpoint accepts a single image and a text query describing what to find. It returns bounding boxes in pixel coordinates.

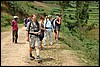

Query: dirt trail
[1,27,85,66]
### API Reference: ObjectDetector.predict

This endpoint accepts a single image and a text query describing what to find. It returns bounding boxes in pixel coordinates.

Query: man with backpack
[43,15,53,46]
[11,16,19,43]
[26,14,41,60]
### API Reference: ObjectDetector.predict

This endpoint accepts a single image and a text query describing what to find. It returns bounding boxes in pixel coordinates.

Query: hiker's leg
[55,26,58,41]
[29,44,33,57]
[12,30,15,43]
[35,46,40,56]
[15,30,18,43]
[35,37,40,58]
[39,33,44,48]
[54,30,57,40]
[43,31,48,45]
[49,30,53,45]
[56,31,59,41]
[26,31,29,41]
[58,25,60,39]
[29,36,35,59]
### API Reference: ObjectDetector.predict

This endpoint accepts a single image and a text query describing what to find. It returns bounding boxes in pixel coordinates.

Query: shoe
[30,56,35,60]
[35,55,41,60]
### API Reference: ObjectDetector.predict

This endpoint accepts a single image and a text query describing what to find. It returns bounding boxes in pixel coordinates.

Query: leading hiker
[26,14,41,60]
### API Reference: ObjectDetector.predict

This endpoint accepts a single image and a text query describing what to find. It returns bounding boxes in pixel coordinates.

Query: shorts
[29,35,40,47]
[54,25,60,33]
[39,32,44,41]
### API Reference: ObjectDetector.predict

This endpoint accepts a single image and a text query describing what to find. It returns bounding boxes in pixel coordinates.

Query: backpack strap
[28,19,32,32]
[45,18,47,28]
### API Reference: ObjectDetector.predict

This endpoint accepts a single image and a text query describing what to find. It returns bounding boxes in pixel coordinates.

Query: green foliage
[60,26,99,65]
[1,12,13,27]
[75,1,89,30]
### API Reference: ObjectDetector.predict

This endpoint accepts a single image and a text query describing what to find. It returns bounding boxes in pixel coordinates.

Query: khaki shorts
[29,35,40,47]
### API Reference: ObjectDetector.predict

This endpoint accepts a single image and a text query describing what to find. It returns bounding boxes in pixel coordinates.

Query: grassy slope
[60,22,99,66]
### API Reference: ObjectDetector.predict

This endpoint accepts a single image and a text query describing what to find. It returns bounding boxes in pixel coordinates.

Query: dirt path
[1,27,86,66]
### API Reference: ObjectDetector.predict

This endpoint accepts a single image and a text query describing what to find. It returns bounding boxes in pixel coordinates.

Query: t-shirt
[11,20,18,31]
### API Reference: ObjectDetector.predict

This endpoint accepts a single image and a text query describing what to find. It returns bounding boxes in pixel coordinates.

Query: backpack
[51,18,56,28]
[24,18,29,27]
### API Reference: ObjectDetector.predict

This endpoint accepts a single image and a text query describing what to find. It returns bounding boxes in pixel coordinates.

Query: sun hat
[47,15,52,18]
[14,16,18,19]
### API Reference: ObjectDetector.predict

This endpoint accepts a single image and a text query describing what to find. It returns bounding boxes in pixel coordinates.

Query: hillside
[1,1,58,32]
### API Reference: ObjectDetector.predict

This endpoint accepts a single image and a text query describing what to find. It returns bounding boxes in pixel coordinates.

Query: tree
[58,1,69,20]
[75,1,89,31]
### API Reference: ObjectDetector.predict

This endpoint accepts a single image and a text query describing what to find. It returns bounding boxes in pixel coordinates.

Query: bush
[1,12,13,27]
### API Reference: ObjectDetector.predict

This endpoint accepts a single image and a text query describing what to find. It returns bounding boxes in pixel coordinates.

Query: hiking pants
[43,29,53,45]
[12,30,18,43]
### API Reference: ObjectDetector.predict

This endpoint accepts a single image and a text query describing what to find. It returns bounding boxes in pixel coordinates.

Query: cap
[47,15,52,18]
[14,16,18,19]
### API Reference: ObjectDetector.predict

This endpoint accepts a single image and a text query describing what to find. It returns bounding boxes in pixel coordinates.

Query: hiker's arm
[26,22,30,41]
[56,18,61,24]
[40,23,46,31]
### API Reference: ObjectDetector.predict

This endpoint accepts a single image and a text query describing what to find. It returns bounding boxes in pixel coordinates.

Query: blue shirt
[44,19,53,30]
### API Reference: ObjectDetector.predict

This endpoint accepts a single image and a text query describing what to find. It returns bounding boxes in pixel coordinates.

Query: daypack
[51,18,56,28]
[24,18,29,27]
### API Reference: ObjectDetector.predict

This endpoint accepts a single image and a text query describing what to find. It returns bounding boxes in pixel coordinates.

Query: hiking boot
[30,56,35,60]
[35,55,41,60]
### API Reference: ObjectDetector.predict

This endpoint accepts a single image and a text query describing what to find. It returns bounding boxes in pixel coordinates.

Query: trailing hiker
[26,14,41,61]
[54,14,62,42]
[43,15,53,46]
[11,16,19,43]
[39,16,46,50]
[24,16,31,42]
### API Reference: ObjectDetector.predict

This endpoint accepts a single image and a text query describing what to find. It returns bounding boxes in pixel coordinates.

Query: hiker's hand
[57,21,61,24]
[44,28,46,31]
[26,38,29,42]
[34,32,38,35]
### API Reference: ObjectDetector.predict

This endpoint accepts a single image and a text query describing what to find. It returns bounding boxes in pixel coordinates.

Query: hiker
[11,16,19,43]
[26,14,41,60]
[54,14,62,42]
[43,15,53,46]
[24,16,31,42]
[39,16,46,50]
[24,17,30,28]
